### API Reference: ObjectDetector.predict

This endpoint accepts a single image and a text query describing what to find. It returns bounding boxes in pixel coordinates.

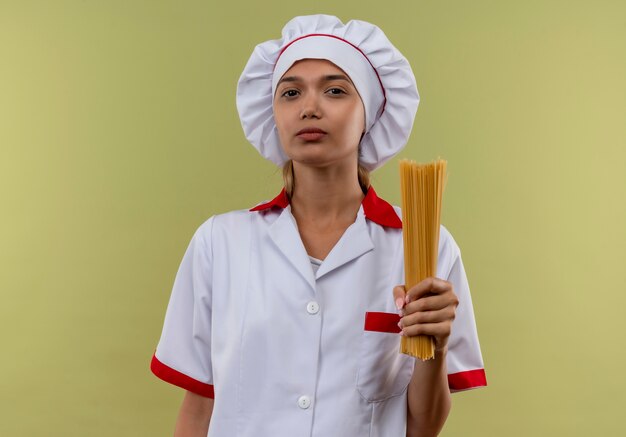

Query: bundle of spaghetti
[399,158,448,360]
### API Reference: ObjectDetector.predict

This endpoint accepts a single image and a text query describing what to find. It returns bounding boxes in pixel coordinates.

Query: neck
[289,161,365,226]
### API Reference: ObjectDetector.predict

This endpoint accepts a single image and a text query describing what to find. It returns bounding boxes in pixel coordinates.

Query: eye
[326,88,346,95]
[280,89,299,98]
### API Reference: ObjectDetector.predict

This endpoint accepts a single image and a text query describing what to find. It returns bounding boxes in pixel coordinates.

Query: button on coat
[306,301,320,315]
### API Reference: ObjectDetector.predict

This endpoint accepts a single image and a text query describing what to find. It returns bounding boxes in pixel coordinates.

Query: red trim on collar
[249,186,402,229]
[249,188,290,211]
[362,186,402,229]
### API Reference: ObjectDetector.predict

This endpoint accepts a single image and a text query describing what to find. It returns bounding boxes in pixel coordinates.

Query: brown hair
[282,159,370,198]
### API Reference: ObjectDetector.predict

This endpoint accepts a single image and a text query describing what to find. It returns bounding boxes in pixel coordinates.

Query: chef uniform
[151,14,487,437]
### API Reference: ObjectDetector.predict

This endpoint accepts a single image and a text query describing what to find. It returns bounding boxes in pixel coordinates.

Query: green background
[1,0,624,435]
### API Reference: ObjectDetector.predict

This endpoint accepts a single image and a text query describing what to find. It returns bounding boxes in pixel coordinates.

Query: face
[273,59,366,169]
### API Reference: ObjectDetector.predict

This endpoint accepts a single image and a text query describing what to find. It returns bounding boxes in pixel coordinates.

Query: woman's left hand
[393,277,459,353]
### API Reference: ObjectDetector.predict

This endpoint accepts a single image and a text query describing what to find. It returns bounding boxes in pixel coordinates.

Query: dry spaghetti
[399,158,448,360]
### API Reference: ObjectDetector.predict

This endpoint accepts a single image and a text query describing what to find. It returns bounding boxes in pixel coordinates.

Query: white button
[306,301,320,315]
[298,395,311,409]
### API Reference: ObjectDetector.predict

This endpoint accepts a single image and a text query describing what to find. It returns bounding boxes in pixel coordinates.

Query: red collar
[249,186,402,229]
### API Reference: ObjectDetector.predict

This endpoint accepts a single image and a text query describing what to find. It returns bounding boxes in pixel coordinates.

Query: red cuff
[448,368,487,392]
[150,354,215,398]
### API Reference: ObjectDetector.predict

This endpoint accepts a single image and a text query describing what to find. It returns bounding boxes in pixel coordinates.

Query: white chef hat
[236,14,420,171]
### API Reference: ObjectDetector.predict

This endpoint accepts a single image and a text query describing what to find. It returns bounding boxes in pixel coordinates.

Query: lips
[296,127,327,141]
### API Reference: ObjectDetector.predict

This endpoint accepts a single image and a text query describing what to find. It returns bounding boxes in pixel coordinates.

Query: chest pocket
[356,312,415,402]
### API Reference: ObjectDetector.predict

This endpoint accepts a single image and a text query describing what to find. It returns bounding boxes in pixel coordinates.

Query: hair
[282,158,371,198]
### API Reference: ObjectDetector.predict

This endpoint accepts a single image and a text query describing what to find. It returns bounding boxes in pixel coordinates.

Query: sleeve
[150,217,215,398]
[444,243,488,393]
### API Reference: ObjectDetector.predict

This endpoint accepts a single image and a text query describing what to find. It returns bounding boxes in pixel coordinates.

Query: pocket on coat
[356,312,415,402]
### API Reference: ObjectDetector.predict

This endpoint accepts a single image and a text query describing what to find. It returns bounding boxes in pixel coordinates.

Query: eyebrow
[277,74,352,87]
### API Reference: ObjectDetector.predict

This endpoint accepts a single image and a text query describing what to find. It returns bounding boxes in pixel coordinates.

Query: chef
[151,14,486,437]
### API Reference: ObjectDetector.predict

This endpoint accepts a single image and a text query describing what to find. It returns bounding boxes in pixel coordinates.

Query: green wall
[1,0,624,435]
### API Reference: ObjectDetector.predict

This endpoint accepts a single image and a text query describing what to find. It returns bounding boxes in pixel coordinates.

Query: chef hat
[236,14,420,171]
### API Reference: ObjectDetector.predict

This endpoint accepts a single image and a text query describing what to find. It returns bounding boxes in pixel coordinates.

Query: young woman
[151,15,486,437]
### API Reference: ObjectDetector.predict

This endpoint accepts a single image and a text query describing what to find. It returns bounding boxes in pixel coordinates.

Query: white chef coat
[151,186,486,437]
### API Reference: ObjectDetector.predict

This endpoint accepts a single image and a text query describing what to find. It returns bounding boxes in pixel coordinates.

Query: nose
[300,93,321,119]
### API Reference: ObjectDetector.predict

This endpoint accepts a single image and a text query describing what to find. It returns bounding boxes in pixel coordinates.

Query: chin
[282,143,358,168]
[291,156,332,168]
[284,147,328,162]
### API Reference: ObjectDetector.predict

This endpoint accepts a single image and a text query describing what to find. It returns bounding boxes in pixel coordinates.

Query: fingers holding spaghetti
[398,277,458,352]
